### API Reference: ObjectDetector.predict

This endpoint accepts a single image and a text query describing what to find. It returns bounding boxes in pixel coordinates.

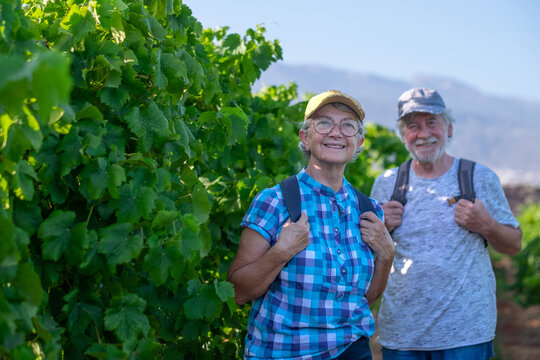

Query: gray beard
[407,140,448,164]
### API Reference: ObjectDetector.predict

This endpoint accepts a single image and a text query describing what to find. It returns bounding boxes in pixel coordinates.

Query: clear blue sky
[184,0,540,103]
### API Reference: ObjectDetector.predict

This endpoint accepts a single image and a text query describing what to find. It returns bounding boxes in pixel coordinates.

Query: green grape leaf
[183,286,221,321]
[143,243,170,286]
[32,52,73,124]
[192,183,211,224]
[151,210,178,230]
[98,223,142,268]
[104,70,122,88]
[66,223,90,265]
[166,235,186,281]
[104,293,150,342]
[0,54,27,93]
[222,106,249,145]
[181,321,199,340]
[14,262,43,306]
[222,34,245,54]
[110,183,139,223]
[13,160,37,200]
[83,133,106,157]
[13,201,42,237]
[144,102,170,139]
[112,0,129,12]
[123,106,145,137]
[148,16,167,41]
[251,42,274,71]
[242,55,257,83]
[151,48,167,89]
[79,158,108,200]
[173,118,193,158]
[98,87,130,110]
[85,343,127,360]
[38,211,76,261]
[33,313,63,353]
[65,300,102,337]
[180,214,202,259]
[161,52,187,80]
[133,338,163,358]
[180,49,204,90]
[62,5,96,44]
[147,0,170,19]
[107,163,126,199]
[11,347,35,360]
[136,186,157,220]
[57,126,82,176]
[76,103,104,122]
[3,124,32,162]
[110,12,126,44]
[214,279,235,303]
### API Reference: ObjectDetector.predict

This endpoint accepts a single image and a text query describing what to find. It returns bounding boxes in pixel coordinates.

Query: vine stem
[86,206,94,228]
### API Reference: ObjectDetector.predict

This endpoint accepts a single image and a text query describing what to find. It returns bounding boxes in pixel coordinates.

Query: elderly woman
[228,90,395,360]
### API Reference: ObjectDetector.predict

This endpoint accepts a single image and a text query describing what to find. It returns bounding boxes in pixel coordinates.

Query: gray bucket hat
[397,87,446,120]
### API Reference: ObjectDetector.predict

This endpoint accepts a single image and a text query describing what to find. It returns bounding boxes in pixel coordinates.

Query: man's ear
[447,122,453,138]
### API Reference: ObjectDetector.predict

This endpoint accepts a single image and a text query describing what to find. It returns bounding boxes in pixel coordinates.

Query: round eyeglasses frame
[311,118,361,137]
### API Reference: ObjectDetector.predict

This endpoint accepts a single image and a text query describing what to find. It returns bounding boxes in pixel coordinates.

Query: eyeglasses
[311,118,361,137]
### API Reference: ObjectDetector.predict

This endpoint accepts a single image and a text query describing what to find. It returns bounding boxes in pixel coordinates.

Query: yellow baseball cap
[304,90,365,121]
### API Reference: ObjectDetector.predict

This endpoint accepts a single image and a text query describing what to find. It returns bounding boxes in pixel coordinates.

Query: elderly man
[370,87,522,360]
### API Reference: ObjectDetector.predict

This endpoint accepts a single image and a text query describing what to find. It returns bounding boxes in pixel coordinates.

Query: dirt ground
[496,299,540,359]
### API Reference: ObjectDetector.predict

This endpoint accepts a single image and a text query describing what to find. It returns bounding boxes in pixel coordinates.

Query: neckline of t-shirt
[409,157,459,182]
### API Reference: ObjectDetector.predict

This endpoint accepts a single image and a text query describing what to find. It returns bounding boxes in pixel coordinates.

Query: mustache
[415,136,438,146]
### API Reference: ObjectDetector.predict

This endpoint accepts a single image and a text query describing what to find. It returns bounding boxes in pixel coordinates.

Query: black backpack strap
[448,158,477,205]
[279,175,301,222]
[457,158,476,202]
[280,176,374,221]
[354,188,376,214]
[390,159,412,205]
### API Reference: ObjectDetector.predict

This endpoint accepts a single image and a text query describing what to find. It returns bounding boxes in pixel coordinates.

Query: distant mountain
[254,63,540,186]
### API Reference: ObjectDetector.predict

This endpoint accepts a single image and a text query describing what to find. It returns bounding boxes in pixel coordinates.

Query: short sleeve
[240,186,287,246]
[370,168,398,204]
[474,165,519,228]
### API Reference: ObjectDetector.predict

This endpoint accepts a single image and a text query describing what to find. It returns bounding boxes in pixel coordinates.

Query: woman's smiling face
[300,104,364,168]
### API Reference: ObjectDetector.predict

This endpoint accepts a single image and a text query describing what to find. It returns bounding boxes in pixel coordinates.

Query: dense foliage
[0,0,410,359]
[512,204,540,306]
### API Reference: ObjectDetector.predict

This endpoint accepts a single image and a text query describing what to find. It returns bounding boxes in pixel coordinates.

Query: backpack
[390,158,486,246]
[279,175,375,222]
[390,158,476,206]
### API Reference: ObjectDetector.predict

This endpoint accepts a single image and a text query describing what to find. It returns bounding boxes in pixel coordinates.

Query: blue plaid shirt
[241,169,384,359]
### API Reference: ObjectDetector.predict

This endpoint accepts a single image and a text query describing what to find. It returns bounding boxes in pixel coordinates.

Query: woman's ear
[299,129,310,152]
[357,136,365,148]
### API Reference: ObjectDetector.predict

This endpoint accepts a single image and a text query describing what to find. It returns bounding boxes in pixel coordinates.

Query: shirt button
[337,249,342,254]
[337,292,344,300]
[341,268,346,274]
[334,227,339,233]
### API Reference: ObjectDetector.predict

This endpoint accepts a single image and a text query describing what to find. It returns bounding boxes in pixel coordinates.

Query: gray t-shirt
[370,158,519,350]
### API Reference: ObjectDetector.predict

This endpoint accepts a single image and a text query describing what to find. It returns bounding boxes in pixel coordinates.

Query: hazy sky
[184,0,540,103]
